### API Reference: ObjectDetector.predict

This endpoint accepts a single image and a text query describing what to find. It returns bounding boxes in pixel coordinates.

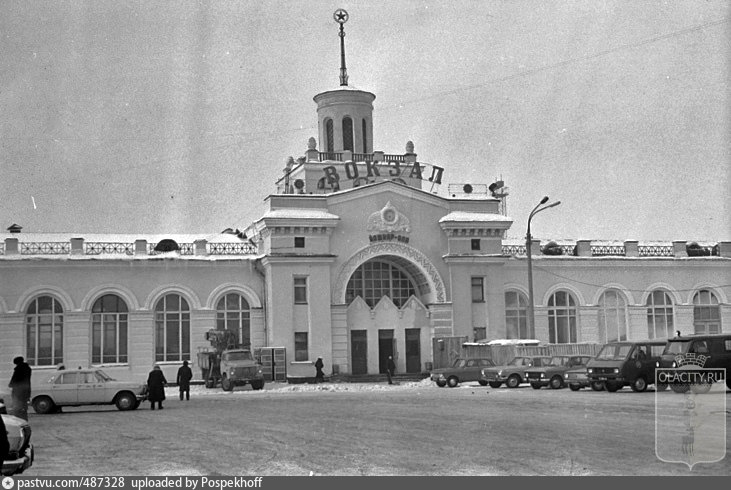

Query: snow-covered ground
[169,378,435,397]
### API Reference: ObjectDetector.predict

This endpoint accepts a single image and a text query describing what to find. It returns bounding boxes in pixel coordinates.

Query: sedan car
[526,355,593,389]
[430,358,496,387]
[1,400,34,476]
[31,368,148,414]
[479,356,552,388]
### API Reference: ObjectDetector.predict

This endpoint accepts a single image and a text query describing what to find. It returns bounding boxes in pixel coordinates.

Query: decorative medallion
[367,202,410,243]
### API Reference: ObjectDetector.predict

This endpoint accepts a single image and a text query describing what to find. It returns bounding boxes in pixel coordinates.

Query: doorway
[351,330,367,375]
[405,328,421,373]
[378,329,395,374]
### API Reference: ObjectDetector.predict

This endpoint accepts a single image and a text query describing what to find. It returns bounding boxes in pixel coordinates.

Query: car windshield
[452,359,467,368]
[95,370,113,381]
[596,344,632,360]
[507,357,528,366]
[224,351,253,361]
[663,341,689,355]
[548,356,569,367]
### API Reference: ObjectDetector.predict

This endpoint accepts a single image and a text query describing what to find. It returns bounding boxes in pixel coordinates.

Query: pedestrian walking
[176,360,193,401]
[8,356,32,420]
[314,356,325,383]
[386,355,396,385]
[147,365,167,410]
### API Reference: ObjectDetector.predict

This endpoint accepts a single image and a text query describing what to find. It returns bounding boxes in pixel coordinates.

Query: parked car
[479,356,552,388]
[564,364,597,391]
[526,355,594,389]
[658,333,731,392]
[430,358,496,387]
[586,340,666,392]
[31,368,148,414]
[1,401,34,476]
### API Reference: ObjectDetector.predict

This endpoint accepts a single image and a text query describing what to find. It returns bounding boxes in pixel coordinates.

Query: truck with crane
[196,329,265,391]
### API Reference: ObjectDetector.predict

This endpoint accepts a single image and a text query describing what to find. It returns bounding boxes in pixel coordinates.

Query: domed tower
[314,9,375,155]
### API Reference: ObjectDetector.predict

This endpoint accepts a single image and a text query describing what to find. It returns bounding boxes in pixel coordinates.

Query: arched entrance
[333,243,446,375]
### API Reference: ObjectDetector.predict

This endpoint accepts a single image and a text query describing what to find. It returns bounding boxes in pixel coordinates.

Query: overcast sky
[1,1,728,242]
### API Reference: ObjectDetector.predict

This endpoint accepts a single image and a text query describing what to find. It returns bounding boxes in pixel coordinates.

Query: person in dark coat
[386,356,396,385]
[176,360,193,401]
[8,356,32,420]
[314,357,325,383]
[147,365,167,410]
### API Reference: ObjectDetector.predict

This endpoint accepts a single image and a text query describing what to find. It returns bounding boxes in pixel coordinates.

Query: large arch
[143,284,202,311]
[206,283,262,310]
[333,242,446,305]
[80,284,141,312]
[15,285,75,313]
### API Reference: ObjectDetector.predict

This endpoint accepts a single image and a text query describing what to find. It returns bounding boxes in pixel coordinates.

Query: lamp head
[539,196,549,205]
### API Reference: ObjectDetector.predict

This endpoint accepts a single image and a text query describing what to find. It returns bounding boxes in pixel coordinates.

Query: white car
[31,368,148,414]
[1,400,34,476]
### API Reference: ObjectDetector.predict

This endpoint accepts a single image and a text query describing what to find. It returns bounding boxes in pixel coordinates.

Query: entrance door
[351,330,368,375]
[378,329,395,374]
[405,328,421,373]
[256,347,287,382]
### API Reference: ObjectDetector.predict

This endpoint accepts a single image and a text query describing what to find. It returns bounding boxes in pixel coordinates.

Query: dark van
[586,340,666,392]
[658,333,731,391]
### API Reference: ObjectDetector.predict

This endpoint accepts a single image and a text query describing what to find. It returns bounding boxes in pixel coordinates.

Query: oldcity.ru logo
[655,354,726,469]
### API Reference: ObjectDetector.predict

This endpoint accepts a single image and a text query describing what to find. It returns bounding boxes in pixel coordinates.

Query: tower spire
[334,9,349,86]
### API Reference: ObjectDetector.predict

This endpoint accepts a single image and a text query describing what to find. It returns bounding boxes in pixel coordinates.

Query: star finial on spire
[334,9,349,86]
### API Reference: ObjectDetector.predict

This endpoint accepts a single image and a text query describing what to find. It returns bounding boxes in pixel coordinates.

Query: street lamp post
[526,196,561,338]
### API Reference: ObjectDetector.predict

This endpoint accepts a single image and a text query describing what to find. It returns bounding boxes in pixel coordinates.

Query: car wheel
[631,377,647,393]
[435,379,447,388]
[550,376,564,390]
[590,381,605,392]
[656,383,668,392]
[506,374,521,389]
[115,392,137,411]
[488,381,502,389]
[605,381,621,392]
[530,383,542,390]
[205,378,215,389]
[221,375,234,392]
[670,383,690,394]
[478,380,488,386]
[569,384,581,392]
[447,376,459,388]
[251,380,265,390]
[690,382,712,394]
[32,396,56,415]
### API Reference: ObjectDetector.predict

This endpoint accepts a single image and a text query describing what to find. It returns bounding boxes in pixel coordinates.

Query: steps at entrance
[331,372,430,383]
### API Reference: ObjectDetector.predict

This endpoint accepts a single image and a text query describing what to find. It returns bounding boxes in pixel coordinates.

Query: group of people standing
[146,360,193,410]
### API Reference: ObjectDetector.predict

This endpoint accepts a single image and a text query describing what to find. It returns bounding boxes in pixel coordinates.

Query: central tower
[314,9,375,155]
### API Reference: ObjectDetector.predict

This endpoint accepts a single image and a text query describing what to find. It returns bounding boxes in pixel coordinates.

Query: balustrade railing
[208,242,257,255]
[21,242,70,255]
[84,242,134,255]
[591,245,626,256]
[639,245,673,257]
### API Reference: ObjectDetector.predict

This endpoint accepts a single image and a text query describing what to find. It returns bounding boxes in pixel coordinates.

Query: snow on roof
[262,209,340,220]
[439,212,513,223]
[0,232,246,243]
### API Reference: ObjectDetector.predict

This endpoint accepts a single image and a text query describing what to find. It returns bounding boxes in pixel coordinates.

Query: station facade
[1,16,730,384]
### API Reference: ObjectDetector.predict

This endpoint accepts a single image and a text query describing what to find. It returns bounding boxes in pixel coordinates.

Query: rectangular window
[294,332,308,361]
[471,277,484,303]
[473,327,486,342]
[294,277,308,304]
[471,239,481,251]
[294,237,305,248]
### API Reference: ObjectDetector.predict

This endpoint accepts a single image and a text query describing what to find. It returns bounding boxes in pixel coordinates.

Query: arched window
[342,116,354,152]
[91,294,128,364]
[505,291,529,339]
[646,290,674,339]
[693,290,721,334]
[26,296,64,366]
[154,294,190,362]
[548,291,577,343]
[362,118,368,154]
[216,293,251,347]
[346,260,417,308]
[598,290,628,343]
[325,119,334,153]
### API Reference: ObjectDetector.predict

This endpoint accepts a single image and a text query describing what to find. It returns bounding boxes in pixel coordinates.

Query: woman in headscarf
[147,365,167,410]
